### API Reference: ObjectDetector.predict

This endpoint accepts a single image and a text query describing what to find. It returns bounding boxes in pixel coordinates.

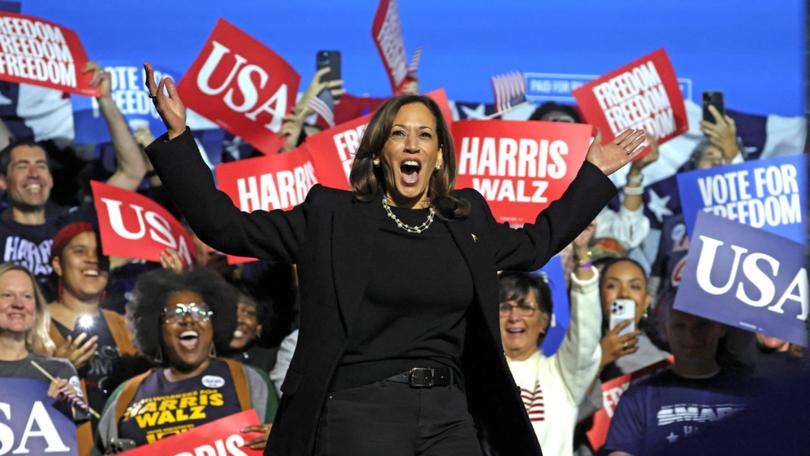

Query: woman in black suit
[142,63,646,456]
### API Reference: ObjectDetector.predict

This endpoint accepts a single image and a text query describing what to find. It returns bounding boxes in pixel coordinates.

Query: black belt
[385,367,453,388]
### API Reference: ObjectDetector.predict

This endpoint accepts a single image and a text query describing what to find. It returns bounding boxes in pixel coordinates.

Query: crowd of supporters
[0,52,805,456]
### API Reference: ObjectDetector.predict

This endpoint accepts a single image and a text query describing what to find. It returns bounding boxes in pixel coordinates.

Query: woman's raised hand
[143,62,186,140]
[585,128,648,176]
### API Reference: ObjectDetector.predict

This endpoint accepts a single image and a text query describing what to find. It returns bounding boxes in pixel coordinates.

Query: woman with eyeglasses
[498,222,602,456]
[96,268,278,453]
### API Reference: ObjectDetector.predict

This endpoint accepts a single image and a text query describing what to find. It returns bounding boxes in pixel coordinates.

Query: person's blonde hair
[0,263,54,355]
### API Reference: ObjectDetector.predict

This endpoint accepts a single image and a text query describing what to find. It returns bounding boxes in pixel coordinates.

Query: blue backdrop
[25,0,804,116]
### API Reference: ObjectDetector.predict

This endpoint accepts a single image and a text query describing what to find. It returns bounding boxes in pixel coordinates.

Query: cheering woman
[142,62,645,456]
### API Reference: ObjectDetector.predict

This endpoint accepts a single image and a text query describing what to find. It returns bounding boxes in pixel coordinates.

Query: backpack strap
[222,358,251,411]
[48,323,65,348]
[114,369,153,423]
[101,309,137,356]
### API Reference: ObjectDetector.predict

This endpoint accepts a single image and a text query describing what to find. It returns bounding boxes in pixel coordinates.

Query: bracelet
[626,173,643,186]
[574,250,592,267]
[623,185,644,196]
[145,170,158,178]
[577,261,593,269]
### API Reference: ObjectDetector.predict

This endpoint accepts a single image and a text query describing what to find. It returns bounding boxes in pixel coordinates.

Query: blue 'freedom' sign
[677,154,806,244]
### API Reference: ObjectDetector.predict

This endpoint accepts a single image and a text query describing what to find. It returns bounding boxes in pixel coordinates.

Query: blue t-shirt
[603,368,754,455]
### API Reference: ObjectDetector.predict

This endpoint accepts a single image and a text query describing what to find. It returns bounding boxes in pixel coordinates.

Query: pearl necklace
[382,198,435,234]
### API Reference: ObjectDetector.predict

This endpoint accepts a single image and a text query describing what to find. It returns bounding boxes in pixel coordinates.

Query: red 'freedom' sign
[215,146,318,263]
[453,120,592,225]
[0,13,98,96]
[573,49,687,146]
[91,181,194,267]
[307,89,454,190]
[178,18,300,155]
[372,0,408,92]
[119,410,263,456]
[308,113,371,190]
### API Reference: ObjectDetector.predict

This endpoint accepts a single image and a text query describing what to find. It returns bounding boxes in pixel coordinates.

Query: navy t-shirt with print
[0,203,97,300]
[603,369,755,455]
[117,359,242,446]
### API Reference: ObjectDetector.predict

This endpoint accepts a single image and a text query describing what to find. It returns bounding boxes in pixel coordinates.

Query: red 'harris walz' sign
[308,89,454,190]
[91,181,195,267]
[215,146,318,263]
[573,49,687,145]
[178,18,300,155]
[119,410,263,456]
[453,120,592,225]
[0,12,97,96]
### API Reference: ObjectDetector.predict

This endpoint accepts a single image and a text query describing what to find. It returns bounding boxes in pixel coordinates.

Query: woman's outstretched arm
[142,62,310,263]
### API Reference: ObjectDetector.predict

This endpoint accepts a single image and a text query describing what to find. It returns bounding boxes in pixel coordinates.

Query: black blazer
[147,130,616,456]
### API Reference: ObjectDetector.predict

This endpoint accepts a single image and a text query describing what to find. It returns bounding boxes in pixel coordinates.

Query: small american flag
[308,89,335,128]
[409,45,423,73]
[491,71,527,113]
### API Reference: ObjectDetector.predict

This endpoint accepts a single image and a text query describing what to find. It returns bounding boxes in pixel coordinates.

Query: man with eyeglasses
[498,227,602,456]
[227,293,277,372]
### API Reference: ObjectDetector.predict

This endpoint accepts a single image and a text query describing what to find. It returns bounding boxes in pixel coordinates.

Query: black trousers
[313,380,485,456]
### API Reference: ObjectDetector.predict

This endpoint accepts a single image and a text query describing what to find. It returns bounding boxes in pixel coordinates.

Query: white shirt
[507,269,602,456]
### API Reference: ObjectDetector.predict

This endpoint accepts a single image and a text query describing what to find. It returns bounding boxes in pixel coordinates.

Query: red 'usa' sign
[215,146,318,263]
[178,18,300,155]
[453,120,592,225]
[0,13,98,96]
[573,49,687,145]
[91,181,194,267]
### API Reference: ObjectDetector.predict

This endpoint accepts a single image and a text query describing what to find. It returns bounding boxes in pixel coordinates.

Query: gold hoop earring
[209,344,217,358]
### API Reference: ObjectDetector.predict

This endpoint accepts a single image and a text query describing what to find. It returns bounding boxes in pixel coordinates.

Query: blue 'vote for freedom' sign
[71,61,179,145]
[674,212,807,346]
[0,378,78,455]
[677,154,806,244]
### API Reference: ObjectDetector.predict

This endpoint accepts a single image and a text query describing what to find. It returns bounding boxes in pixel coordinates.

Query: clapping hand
[144,62,186,139]
[53,332,98,369]
[586,128,647,176]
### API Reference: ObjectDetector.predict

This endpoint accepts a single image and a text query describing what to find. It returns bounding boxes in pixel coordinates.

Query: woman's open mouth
[178,330,200,350]
[400,160,422,185]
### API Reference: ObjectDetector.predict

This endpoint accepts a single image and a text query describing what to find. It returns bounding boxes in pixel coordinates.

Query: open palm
[586,128,647,176]
[144,62,187,139]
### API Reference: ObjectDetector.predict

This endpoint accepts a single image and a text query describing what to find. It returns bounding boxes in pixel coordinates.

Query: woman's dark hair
[349,94,470,220]
[498,271,553,327]
[598,257,649,291]
[127,268,238,366]
[528,102,582,123]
